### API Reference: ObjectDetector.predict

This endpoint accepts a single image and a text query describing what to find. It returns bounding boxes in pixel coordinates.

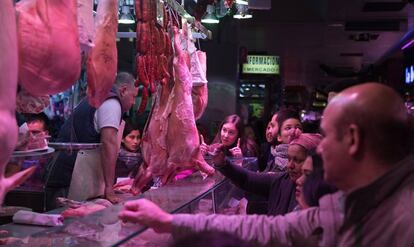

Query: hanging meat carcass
[77,0,95,55]
[133,82,173,192]
[192,81,208,120]
[191,50,208,120]
[130,27,214,193]
[86,0,119,108]
[16,0,81,96]
[179,20,209,120]
[0,0,36,204]
[165,27,214,178]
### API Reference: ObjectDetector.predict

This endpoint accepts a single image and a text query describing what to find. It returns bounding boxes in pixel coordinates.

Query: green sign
[242,55,280,74]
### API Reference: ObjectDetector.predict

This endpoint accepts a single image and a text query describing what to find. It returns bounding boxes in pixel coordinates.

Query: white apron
[68,121,125,201]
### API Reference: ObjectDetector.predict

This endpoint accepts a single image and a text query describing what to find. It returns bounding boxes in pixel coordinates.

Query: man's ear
[277,134,282,142]
[347,124,360,156]
[119,85,127,97]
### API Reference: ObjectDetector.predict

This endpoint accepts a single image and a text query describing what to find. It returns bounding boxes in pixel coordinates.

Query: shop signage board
[405,64,414,84]
[242,55,280,75]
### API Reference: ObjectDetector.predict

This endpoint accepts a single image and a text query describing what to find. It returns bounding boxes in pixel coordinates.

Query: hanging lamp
[233,3,252,19]
[118,5,135,24]
[201,4,219,24]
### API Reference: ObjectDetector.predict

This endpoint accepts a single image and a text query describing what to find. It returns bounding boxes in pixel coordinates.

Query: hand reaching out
[118,199,173,233]
[210,143,226,167]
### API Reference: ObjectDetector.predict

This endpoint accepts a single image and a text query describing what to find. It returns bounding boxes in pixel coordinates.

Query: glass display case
[2,158,258,247]
[5,143,100,213]
[4,148,56,213]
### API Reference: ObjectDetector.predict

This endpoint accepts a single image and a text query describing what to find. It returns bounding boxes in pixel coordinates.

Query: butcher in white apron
[44,73,138,210]
[68,120,124,201]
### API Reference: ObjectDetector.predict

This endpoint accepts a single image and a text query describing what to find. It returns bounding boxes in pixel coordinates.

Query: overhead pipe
[374,27,414,66]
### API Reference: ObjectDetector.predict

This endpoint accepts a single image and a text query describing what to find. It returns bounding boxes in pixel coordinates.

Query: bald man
[318,82,414,246]
[116,83,414,246]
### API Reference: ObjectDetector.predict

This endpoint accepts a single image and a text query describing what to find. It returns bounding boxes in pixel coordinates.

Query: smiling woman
[201,114,258,159]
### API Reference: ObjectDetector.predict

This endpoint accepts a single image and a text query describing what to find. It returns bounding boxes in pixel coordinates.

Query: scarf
[265,143,289,172]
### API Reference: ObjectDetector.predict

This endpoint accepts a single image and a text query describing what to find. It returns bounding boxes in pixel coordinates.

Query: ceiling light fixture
[402,38,414,50]
[118,5,135,24]
[327,22,344,28]
[233,4,252,19]
[201,4,219,24]
[235,0,249,5]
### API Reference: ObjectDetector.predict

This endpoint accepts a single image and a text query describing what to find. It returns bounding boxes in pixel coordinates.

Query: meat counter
[0,157,257,246]
[4,143,101,213]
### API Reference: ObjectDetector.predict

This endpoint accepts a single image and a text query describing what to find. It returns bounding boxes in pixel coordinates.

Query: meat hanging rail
[117,0,212,40]
[163,0,212,39]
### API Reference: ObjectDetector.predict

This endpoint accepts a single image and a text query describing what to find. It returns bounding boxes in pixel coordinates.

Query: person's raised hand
[199,134,209,155]
[229,138,243,158]
[118,199,173,233]
[287,128,303,143]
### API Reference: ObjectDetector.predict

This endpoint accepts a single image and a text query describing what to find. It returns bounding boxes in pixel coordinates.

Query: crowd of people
[10,76,414,246]
[117,82,414,246]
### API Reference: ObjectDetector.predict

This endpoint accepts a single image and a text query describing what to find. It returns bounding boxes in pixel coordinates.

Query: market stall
[0,170,227,246]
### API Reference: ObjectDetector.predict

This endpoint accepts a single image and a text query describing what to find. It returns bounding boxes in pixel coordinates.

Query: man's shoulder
[318,190,342,205]
[96,98,121,113]
[270,172,293,186]
[99,98,121,107]
[392,179,414,211]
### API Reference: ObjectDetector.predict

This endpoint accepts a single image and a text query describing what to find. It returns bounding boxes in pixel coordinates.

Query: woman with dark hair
[201,114,258,159]
[199,114,258,214]
[116,120,143,179]
[210,133,322,216]
[295,152,337,209]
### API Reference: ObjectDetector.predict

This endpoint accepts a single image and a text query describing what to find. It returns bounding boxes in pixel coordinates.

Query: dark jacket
[338,155,414,246]
[216,159,297,216]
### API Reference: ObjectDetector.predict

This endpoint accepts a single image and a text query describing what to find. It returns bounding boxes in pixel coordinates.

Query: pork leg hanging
[86,0,118,108]
[191,51,208,120]
[130,28,214,194]
[0,0,35,204]
[165,27,214,179]
[16,0,81,95]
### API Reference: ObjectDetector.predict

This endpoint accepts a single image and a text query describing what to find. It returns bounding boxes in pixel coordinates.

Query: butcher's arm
[216,160,274,197]
[100,127,120,203]
[172,208,319,246]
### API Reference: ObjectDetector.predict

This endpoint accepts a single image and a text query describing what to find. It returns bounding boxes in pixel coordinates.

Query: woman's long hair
[303,152,337,207]
[212,114,258,157]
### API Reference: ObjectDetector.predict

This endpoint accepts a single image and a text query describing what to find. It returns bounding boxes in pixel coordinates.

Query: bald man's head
[328,82,411,163]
